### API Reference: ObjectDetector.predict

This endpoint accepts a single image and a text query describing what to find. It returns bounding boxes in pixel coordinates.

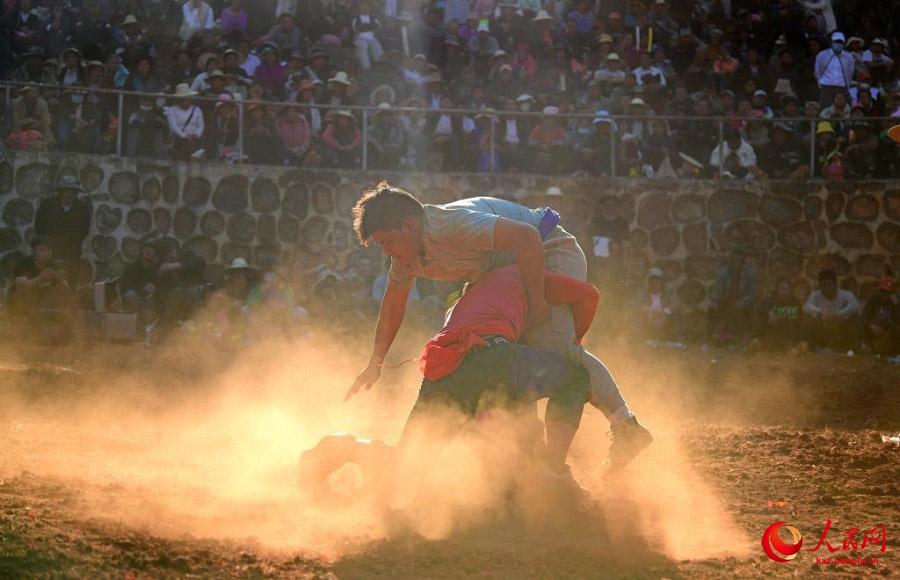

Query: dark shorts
[408,338,591,430]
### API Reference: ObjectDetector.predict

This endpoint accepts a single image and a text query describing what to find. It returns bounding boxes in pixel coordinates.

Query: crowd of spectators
[3,0,900,176]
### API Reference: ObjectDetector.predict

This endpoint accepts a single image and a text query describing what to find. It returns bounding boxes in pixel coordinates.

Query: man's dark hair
[352,181,424,245]
[30,235,50,251]
[818,269,837,283]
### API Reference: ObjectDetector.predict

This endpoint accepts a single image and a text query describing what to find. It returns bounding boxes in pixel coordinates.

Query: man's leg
[525,238,652,469]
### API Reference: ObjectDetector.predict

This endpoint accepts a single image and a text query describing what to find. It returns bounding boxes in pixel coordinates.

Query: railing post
[237,99,244,164]
[116,92,124,157]
[809,119,816,178]
[490,114,496,172]
[717,117,724,178]
[609,119,616,177]
[4,83,10,107]
[362,108,368,170]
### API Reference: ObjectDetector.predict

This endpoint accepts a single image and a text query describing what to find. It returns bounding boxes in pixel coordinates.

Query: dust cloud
[0,313,753,564]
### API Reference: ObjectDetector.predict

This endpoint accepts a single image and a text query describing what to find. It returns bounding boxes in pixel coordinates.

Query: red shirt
[420,265,599,381]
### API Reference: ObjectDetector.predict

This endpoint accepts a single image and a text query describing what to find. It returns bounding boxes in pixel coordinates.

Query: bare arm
[493,217,550,326]
[346,277,411,399]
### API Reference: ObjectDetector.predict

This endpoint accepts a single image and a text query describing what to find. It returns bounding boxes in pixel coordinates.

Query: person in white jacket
[180,0,214,42]
[802,0,836,36]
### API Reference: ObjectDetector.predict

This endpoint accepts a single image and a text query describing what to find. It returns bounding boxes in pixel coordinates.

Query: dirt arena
[0,323,898,579]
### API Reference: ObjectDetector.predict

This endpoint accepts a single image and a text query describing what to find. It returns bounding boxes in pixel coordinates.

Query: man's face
[833,93,847,108]
[34,243,51,266]
[820,278,837,298]
[726,136,741,150]
[141,246,157,266]
[370,224,420,262]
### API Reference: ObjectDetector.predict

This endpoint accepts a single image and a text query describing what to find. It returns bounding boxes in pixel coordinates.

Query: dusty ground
[0,330,898,579]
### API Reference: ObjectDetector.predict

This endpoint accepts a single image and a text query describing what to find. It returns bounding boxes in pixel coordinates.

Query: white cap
[542,105,559,115]
[647,267,664,278]
[545,186,562,196]
[831,31,846,42]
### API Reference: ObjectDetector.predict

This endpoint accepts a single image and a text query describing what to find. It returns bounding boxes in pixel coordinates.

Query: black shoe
[603,417,653,472]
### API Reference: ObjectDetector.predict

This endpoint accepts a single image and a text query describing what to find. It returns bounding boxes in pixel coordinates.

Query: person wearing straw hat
[862,38,894,85]
[348,183,653,472]
[325,71,354,106]
[166,83,205,160]
[35,168,92,287]
[322,110,362,167]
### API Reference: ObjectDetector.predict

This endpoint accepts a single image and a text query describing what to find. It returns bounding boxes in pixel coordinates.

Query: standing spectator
[757,278,804,351]
[165,84,205,160]
[34,169,92,288]
[244,104,282,165]
[709,252,758,344]
[814,31,854,107]
[633,267,675,342]
[803,269,860,352]
[180,0,215,42]
[121,242,161,331]
[814,121,842,178]
[220,0,249,34]
[11,86,54,149]
[352,0,383,71]
[254,45,288,97]
[123,55,167,118]
[860,277,899,355]
[709,128,763,179]
[322,110,362,168]
[469,21,500,78]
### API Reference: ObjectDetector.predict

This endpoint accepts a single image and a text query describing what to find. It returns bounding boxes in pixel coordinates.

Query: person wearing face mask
[814,31,855,108]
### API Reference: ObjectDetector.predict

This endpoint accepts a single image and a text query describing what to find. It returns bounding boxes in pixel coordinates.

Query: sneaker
[603,417,653,473]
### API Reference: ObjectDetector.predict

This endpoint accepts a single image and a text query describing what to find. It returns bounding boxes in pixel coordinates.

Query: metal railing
[3,80,897,179]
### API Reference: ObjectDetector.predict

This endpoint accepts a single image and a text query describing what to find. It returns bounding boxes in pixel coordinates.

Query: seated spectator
[58,48,85,87]
[860,277,899,355]
[709,128,763,179]
[123,55,167,111]
[266,12,303,54]
[427,95,475,170]
[56,85,106,153]
[861,38,893,86]
[633,267,675,341]
[127,97,167,158]
[244,104,282,165]
[325,71,354,106]
[758,122,810,179]
[473,109,502,172]
[206,94,241,162]
[121,242,161,331]
[10,86,54,150]
[820,91,851,129]
[254,45,287,98]
[843,120,880,177]
[12,47,56,85]
[803,269,860,352]
[275,103,312,164]
[180,0,215,42]
[633,50,667,90]
[6,236,73,341]
[209,258,260,342]
[709,252,758,344]
[814,121,843,178]
[367,103,406,170]
[579,113,615,175]
[757,278,804,351]
[528,106,568,174]
[352,0,383,71]
[322,110,362,168]
[246,266,309,340]
[165,84,206,160]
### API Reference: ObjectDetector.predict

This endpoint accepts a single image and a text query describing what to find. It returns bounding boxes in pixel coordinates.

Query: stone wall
[0,152,898,306]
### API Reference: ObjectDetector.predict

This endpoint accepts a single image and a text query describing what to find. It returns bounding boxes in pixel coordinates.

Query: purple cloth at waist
[537,208,561,241]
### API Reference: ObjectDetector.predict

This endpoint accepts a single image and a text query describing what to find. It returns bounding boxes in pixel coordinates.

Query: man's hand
[345,359,382,400]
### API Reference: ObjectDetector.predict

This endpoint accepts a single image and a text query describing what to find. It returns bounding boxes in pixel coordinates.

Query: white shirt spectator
[803,288,860,318]
[275,0,298,16]
[180,0,214,40]
[709,139,758,171]
[814,48,855,88]
[504,119,520,144]
[594,68,626,83]
[165,104,204,139]
[632,65,667,87]
[241,53,261,77]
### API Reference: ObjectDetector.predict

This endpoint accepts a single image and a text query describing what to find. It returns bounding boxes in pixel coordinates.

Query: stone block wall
[0,152,898,307]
